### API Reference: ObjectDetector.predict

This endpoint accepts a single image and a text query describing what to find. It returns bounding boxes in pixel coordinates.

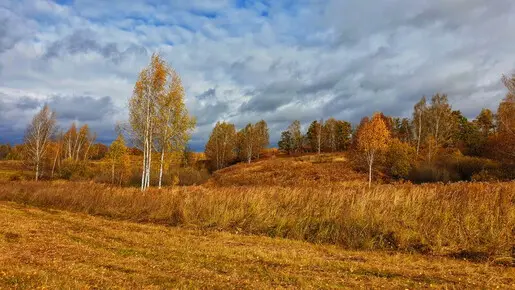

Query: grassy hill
[207,153,368,187]
[1,201,514,289]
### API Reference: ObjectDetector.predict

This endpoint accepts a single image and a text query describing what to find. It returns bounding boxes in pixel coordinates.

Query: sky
[1,0,514,150]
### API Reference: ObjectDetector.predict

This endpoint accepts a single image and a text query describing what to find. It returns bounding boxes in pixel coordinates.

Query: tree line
[204,120,269,170]
[204,74,515,186]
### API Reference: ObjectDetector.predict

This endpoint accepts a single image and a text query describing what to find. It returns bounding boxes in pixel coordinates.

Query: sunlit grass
[1,202,513,288]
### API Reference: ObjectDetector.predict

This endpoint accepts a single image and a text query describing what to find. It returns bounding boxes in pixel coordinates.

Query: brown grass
[207,153,367,187]
[1,201,514,288]
[1,180,513,261]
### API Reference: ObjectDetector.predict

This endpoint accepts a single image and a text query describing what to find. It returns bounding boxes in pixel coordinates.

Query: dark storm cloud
[14,97,41,110]
[48,95,115,122]
[43,29,147,62]
[195,101,229,126]
[196,88,216,100]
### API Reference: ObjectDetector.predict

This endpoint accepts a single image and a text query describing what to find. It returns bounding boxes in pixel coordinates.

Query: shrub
[59,160,93,181]
[178,167,210,186]
[386,139,415,179]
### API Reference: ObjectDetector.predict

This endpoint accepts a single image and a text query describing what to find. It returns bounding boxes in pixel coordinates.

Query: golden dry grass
[1,180,513,261]
[1,201,514,289]
[207,153,367,187]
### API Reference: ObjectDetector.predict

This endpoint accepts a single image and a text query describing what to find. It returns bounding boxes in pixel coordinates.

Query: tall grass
[1,180,513,260]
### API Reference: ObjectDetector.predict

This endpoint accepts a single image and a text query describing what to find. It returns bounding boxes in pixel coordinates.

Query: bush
[410,164,456,183]
[386,139,415,179]
[410,152,503,183]
[452,156,500,181]
[59,159,93,181]
[178,167,211,186]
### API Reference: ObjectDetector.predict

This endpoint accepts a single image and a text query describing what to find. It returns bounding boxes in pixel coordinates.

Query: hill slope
[208,153,367,187]
[1,201,514,289]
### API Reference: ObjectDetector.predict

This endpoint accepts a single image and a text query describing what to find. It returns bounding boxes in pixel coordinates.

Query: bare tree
[24,105,57,181]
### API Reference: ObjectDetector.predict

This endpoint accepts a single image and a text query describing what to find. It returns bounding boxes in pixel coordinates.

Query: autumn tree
[335,120,352,151]
[453,111,483,156]
[205,121,237,170]
[278,130,293,154]
[253,120,269,159]
[24,105,57,181]
[50,131,64,178]
[154,68,195,188]
[392,118,412,143]
[323,118,338,152]
[424,93,457,161]
[492,74,515,161]
[62,123,96,162]
[413,96,427,156]
[107,134,130,185]
[356,113,390,188]
[129,54,167,190]
[90,143,109,160]
[386,139,415,179]
[306,120,323,154]
[236,123,255,163]
[475,108,495,138]
[351,116,369,149]
[279,120,303,154]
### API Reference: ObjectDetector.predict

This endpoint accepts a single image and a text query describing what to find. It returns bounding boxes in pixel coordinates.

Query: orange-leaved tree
[356,112,391,188]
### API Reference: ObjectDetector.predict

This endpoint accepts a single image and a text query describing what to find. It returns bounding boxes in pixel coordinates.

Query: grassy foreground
[1,201,514,289]
[1,181,513,260]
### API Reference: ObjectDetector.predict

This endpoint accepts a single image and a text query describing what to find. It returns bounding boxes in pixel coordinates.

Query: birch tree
[289,120,303,153]
[62,123,95,162]
[356,113,390,188]
[129,53,169,190]
[107,134,129,185]
[425,93,456,161]
[24,105,57,181]
[50,131,64,178]
[324,118,337,152]
[237,123,254,163]
[155,69,195,188]
[205,122,237,170]
[254,120,269,159]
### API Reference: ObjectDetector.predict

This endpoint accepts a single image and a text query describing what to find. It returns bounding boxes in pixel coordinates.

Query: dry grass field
[1,180,513,261]
[0,155,514,288]
[1,201,514,289]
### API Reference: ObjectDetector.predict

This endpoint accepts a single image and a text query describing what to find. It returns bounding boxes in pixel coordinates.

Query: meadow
[0,154,514,288]
[2,202,514,288]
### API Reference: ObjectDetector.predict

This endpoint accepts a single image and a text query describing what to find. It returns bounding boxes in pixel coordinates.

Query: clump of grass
[0,180,513,260]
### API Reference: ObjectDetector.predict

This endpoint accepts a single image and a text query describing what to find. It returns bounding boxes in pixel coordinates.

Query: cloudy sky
[1,0,514,150]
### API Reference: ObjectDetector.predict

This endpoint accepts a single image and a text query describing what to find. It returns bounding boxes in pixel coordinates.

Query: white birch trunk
[158,149,164,189]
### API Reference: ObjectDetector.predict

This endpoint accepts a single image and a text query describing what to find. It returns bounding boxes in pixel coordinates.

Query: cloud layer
[1,0,514,149]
